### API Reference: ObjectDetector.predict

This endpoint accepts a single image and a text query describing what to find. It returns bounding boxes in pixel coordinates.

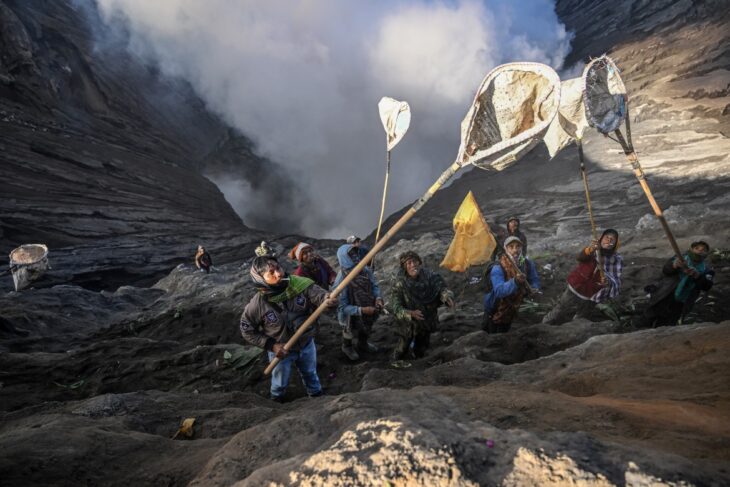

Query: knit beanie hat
[289,242,312,261]
[399,250,422,270]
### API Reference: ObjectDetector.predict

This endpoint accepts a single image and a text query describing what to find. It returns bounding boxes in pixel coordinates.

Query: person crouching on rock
[195,245,212,274]
[482,236,540,333]
[239,255,336,402]
[289,242,336,290]
[390,251,454,360]
[637,240,714,327]
[542,229,622,326]
[333,243,383,361]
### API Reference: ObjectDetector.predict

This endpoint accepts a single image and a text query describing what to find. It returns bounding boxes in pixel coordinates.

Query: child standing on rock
[239,255,336,402]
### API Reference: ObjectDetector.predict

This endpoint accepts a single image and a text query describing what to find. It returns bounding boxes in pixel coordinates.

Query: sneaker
[341,344,360,361]
[270,395,285,403]
[308,390,324,398]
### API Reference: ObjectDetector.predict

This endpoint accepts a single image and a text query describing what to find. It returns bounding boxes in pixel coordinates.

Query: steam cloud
[96,0,572,238]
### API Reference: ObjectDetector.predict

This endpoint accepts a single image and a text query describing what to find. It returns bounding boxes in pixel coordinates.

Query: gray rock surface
[0,1,303,290]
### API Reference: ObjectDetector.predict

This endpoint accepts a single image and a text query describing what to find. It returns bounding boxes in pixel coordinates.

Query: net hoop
[458,62,561,171]
[582,55,627,134]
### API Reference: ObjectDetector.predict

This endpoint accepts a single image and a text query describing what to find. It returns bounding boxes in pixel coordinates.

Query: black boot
[357,332,378,353]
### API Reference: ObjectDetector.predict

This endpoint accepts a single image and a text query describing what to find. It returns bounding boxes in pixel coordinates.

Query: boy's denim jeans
[267,337,322,398]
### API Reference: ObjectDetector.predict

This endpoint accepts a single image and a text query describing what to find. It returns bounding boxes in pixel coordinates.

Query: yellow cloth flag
[440,191,496,272]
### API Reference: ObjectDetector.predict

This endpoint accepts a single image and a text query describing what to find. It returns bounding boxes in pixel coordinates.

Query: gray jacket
[239,284,328,351]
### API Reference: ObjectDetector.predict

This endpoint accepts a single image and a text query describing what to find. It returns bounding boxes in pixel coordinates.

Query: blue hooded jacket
[333,244,381,324]
[483,258,540,313]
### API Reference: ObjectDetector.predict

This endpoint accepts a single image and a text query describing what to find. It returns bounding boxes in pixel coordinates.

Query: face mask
[690,250,706,262]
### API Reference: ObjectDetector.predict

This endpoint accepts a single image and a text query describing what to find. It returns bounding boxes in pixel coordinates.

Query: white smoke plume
[96,0,572,238]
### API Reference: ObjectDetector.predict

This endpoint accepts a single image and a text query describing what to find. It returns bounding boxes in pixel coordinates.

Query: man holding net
[239,255,337,402]
[542,229,622,326]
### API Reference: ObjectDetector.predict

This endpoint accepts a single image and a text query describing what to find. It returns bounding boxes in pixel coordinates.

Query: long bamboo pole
[264,161,462,375]
[577,139,605,280]
[612,129,684,264]
[375,150,391,244]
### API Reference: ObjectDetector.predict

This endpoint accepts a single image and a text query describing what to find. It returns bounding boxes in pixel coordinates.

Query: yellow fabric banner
[440,191,496,272]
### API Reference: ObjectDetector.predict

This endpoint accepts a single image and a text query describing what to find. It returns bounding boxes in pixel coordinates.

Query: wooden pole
[613,129,685,264]
[264,161,462,375]
[577,139,605,279]
[503,251,537,295]
[375,150,391,245]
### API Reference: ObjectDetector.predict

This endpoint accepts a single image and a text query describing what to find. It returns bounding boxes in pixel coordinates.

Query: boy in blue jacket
[482,236,540,333]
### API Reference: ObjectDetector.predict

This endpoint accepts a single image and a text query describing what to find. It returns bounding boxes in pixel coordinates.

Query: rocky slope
[1,249,728,485]
[1,0,729,486]
[0,1,301,289]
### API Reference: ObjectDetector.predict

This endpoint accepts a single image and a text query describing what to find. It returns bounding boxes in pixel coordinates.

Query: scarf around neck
[674,253,706,303]
[401,268,444,304]
[264,275,315,304]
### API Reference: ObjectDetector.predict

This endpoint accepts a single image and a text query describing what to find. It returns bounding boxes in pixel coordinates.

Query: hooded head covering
[250,256,285,291]
[250,255,315,303]
[689,241,710,263]
[289,242,312,261]
[337,244,359,270]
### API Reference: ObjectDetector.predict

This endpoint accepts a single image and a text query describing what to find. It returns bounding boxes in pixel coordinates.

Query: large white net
[544,55,627,157]
[583,56,627,134]
[458,62,561,171]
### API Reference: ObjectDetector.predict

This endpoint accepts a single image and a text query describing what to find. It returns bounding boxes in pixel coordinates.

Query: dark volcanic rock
[0,1,298,289]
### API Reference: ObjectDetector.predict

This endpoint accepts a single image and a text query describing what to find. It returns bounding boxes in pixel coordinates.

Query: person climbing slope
[333,243,383,361]
[542,229,622,326]
[239,255,336,402]
[482,236,540,333]
[390,251,454,360]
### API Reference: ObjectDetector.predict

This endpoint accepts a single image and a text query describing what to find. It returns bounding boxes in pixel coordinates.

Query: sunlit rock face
[377,0,730,258]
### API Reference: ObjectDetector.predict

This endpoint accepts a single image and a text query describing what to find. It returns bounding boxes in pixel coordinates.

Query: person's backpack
[482,262,498,294]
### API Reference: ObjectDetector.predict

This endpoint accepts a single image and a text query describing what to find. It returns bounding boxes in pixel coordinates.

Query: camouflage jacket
[389,268,453,323]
